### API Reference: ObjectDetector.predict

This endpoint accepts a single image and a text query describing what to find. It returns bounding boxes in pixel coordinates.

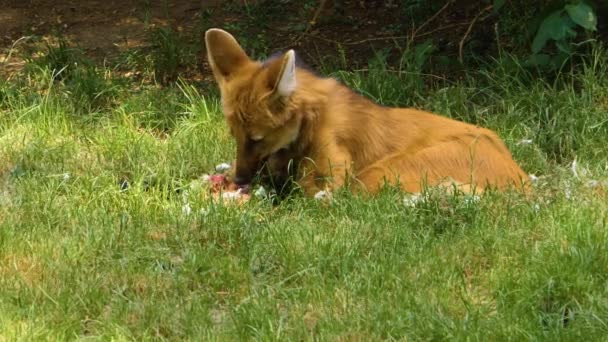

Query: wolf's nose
[232,174,250,185]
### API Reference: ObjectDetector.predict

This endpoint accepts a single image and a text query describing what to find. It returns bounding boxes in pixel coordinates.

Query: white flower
[403,193,423,207]
[181,190,190,201]
[517,139,533,145]
[215,163,232,173]
[571,158,579,178]
[200,174,211,183]
[463,195,480,204]
[182,203,192,215]
[222,189,245,200]
[254,186,267,198]
[528,174,539,183]
[62,172,70,180]
[564,186,572,200]
[570,158,588,179]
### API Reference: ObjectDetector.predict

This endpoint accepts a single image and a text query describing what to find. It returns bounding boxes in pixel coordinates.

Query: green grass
[1,40,608,340]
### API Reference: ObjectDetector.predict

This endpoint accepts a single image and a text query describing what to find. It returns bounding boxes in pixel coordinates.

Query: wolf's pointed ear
[267,50,297,98]
[205,28,250,81]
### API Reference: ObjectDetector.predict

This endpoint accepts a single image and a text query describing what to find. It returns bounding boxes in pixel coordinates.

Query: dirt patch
[2,1,605,81]
[0,1,491,78]
[1,0,200,55]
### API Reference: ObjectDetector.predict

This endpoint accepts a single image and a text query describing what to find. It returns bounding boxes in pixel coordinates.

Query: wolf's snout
[232,172,252,185]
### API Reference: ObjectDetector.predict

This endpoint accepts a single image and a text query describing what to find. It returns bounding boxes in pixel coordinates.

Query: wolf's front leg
[298,145,353,197]
[260,148,298,192]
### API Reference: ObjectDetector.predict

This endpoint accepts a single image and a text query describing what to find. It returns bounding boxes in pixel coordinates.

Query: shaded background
[1,1,606,82]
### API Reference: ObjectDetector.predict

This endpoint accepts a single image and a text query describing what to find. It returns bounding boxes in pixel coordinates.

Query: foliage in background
[398,0,602,73]
[521,0,598,70]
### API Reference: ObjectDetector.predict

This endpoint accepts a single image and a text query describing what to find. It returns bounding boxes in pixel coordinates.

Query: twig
[1,36,32,64]
[343,35,409,45]
[292,0,328,46]
[299,32,340,45]
[416,23,470,39]
[352,68,452,83]
[309,0,328,26]
[494,22,502,59]
[458,5,493,63]
[409,0,455,44]
[281,1,460,50]
[288,22,468,49]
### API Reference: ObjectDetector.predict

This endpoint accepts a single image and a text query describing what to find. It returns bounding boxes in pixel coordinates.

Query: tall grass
[0,39,607,340]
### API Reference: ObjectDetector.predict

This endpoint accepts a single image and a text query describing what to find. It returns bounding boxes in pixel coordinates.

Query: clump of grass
[64,66,120,113]
[329,40,436,107]
[24,37,84,80]
[22,39,121,115]
[148,26,192,85]
[114,85,189,134]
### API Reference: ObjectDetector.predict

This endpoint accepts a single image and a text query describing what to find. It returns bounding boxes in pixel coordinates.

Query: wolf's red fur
[205,28,529,196]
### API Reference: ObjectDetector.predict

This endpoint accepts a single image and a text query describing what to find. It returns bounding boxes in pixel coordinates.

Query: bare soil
[1,1,606,81]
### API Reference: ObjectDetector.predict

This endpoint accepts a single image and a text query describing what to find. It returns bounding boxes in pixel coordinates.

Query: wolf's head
[205,28,302,186]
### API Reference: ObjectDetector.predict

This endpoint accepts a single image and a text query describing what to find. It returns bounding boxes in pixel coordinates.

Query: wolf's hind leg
[353,141,528,194]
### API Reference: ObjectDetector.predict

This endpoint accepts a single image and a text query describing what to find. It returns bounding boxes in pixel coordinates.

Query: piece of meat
[204,173,251,203]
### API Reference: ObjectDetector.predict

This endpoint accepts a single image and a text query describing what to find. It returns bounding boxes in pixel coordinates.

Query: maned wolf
[204,28,529,197]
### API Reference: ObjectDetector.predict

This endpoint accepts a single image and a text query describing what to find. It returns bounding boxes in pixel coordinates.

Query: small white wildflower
[570,158,589,178]
[587,180,600,188]
[528,174,539,183]
[464,195,480,205]
[254,186,267,198]
[182,203,192,216]
[571,158,579,178]
[571,158,589,178]
[181,190,190,201]
[564,186,572,200]
[222,189,243,200]
[62,172,70,180]
[533,203,541,213]
[215,163,232,173]
[517,139,533,145]
[403,193,422,207]
[314,190,331,200]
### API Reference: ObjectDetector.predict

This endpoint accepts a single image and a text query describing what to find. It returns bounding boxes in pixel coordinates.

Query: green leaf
[413,40,435,69]
[493,0,506,13]
[524,53,551,68]
[555,39,573,54]
[531,10,576,53]
[565,2,597,31]
[550,51,571,70]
